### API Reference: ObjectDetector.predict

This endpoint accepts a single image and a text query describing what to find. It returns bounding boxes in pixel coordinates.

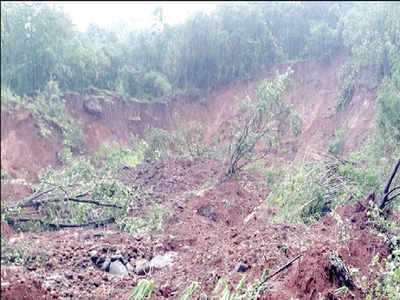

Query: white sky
[58,1,222,31]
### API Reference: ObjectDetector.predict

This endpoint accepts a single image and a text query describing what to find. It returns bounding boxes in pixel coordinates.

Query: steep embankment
[1,58,377,200]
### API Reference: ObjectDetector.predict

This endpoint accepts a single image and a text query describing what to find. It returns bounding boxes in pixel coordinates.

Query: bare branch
[1,188,56,212]
[48,197,123,209]
[2,195,123,212]
[261,254,302,283]
[379,157,400,209]
[7,217,116,229]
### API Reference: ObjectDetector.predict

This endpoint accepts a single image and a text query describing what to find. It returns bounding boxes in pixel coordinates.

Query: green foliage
[0,1,361,100]
[211,268,269,300]
[178,281,200,300]
[337,3,400,111]
[268,135,399,223]
[116,204,167,234]
[1,238,49,266]
[365,205,400,299]
[336,63,357,112]
[3,143,145,231]
[92,141,144,169]
[222,68,300,175]
[267,158,345,223]
[128,279,154,300]
[135,113,208,162]
[3,80,84,152]
[139,127,172,161]
[0,87,23,110]
[328,126,346,155]
[143,71,172,99]
[377,78,400,148]
[35,156,133,227]
[173,113,208,159]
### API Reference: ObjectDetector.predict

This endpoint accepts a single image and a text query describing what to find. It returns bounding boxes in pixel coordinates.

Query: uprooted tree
[220,67,301,176]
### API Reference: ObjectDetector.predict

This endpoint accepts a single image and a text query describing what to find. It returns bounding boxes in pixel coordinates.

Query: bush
[92,141,144,169]
[328,126,346,155]
[2,144,143,231]
[221,67,300,176]
[143,71,172,99]
[376,79,400,148]
[3,80,84,152]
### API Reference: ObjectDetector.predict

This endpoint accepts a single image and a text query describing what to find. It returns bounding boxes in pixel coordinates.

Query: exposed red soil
[0,59,387,299]
[1,157,394,299]
[1,59,376,186]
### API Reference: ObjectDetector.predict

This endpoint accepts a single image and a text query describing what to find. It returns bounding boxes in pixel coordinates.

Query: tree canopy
[1,2,399,101]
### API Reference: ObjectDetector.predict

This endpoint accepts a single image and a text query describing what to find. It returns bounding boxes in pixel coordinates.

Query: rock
[134,259,150,275]
[197,204,216,221]
[111,254,123,262]
[234,262,249,273]
[199,293,208,300]
[89,250,98,258]
[83,98,103,118]
[109,261,128,276]
[150,252,175,270]
[100,257,111,271]
[126,262,134,272]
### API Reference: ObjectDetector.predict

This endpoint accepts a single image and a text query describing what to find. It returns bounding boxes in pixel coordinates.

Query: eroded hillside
[3,59,398,300]
[1,59,376,188]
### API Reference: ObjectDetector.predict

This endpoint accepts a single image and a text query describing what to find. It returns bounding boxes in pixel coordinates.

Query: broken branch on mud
[1,196,123,212]
[6,217,116,229]
[261,254,302,283]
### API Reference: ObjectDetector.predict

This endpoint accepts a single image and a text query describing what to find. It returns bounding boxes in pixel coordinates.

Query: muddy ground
[1,59,392,299]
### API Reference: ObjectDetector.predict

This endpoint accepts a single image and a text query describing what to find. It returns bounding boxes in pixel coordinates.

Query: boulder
[197,204,216,221]
[134,259,150,275]
[83,98,103,118]
[109,260,128,276]
[150,252,176,270]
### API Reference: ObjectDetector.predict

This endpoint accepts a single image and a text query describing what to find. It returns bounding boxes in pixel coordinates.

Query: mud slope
[1,58,376,191]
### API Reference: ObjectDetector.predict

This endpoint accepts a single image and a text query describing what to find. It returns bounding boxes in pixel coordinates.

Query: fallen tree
[379,156,400,211]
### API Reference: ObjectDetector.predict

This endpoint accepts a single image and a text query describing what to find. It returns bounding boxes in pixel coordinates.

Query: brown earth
[1,157,394,299]
[1,58,388,299]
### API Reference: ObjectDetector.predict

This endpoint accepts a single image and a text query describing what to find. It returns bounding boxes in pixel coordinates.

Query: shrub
[2,146,141,231]
[3,80,84,152]
[143,71,172,99]
[221,67,300,176]
[328,126,346,155]
[376,78,400,149]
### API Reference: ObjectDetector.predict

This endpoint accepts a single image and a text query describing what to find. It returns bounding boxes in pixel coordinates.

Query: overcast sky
[58,1,221,31]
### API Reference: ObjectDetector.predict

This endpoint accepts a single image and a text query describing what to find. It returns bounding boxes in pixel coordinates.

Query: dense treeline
[1,2,399,101]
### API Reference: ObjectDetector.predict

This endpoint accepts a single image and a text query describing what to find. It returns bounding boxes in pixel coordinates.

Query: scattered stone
[197,204,217,221]
[234,262,249,273]
[109,261,128,276]
[150,252,176,270]
[134,259,150,275]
